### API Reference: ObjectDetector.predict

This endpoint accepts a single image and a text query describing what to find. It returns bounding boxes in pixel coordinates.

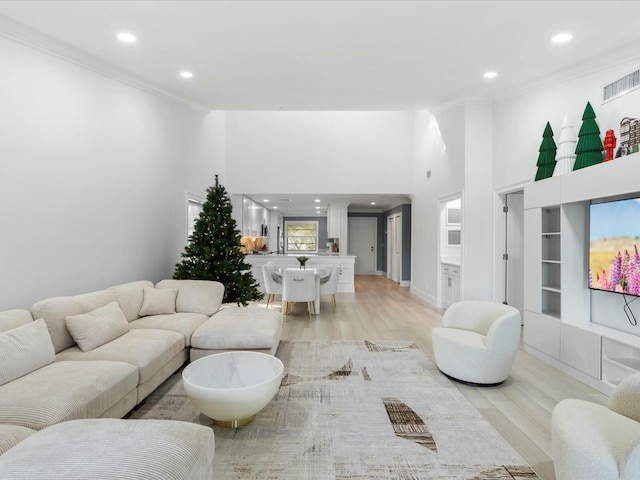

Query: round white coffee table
[182,351,284,428]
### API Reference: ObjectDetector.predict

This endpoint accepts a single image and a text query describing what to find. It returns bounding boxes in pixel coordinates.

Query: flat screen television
[589,197,640,296]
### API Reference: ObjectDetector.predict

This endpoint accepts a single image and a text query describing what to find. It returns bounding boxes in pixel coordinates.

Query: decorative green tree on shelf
[174,175,263,306]
[534,122,557,181]
[573,101,604,170]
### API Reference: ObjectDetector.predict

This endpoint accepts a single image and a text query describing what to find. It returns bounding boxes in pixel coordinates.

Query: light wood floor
[264,275,609,480]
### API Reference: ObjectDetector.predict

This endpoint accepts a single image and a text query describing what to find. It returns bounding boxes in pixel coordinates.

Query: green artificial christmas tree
[174,175,263,306]
[573,101,604,170]
[534,122,557,181]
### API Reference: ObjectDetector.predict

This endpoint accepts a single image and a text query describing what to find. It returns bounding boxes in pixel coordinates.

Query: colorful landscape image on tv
[589,197,640,296]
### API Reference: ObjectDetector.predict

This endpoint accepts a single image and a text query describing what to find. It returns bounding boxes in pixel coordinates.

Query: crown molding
[430,97,493,116]
[0,14,210,114]
[493,40,640,105]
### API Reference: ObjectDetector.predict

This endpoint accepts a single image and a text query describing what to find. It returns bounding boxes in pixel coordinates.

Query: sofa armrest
[609,372,640,423]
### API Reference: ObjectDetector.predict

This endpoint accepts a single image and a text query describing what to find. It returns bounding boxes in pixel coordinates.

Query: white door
[387,213,402,283]
[505,192,525,320]
[349,217,377,274]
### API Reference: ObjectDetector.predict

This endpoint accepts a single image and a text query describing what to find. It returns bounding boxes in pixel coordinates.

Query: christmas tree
[573,101,604,170]
[553,113,577,176]
[534,122,557,181]
[174,175,263,306]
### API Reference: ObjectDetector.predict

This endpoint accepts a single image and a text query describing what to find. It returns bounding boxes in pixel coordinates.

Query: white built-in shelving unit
[524,154,640,396]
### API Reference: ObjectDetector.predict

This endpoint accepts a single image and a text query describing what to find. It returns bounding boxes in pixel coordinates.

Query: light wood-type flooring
[266,275,609,480]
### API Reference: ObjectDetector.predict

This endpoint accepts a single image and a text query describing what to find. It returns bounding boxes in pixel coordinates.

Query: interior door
[348,217,377,274]
[505,192,525,320]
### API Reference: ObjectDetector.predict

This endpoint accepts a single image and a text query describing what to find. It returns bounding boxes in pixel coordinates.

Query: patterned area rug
[131,341,539,479]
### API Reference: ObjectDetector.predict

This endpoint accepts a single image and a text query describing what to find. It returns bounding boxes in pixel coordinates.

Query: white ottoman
[0,419,215,479]
[190,306,283,361]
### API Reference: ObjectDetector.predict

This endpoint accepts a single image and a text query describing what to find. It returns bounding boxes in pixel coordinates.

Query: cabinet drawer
[441,264,460,276]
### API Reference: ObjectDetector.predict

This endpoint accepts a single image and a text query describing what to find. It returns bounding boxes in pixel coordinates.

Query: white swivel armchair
[552,372,640,480]
[282,269,317,320]
[320,264,340,310]
[262,262,283,309]
[431,301,521,385]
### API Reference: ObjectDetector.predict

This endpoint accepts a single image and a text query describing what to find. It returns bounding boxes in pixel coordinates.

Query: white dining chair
[320,264,340,310]
[282,269,317,320]
[262,262,283,309]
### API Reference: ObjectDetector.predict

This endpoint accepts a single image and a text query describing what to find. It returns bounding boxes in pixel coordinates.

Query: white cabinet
[522,155,640,395]
[338,263,354,292]
[232,196,269,237]
[524,310,561,358]
[327,202,349,239]
[602,337,640,388]
[441,263,460,309]
[560,323,601,378]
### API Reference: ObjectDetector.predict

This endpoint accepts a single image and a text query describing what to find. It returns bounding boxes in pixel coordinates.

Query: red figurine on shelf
[604,129,617,161]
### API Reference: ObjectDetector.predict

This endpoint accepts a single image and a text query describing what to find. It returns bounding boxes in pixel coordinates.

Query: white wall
[410,106,465,304]
[493,58,640,191]
[462,103,494,301]
[224,111,414,195]
[0,35,219,309]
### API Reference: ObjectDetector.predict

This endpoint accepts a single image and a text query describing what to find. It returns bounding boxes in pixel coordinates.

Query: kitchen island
[245,254,355,294]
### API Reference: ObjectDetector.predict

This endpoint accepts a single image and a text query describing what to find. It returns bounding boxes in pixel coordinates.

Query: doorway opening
[387,213,402,283]
[438,193,463,309]
[495,188,525,322]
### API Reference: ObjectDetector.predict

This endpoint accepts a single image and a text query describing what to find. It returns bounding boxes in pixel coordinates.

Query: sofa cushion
[0,360,138,430]
[55,329,185,385]
[156,279,224,316]
[191,307,282,350]
[107,280,154,322]
[0,310,33,333]
[0,425,36,456]
[31,290,117,353]
[65,302,130,352]
[129,312,209,347]
[139,286,178,317]
[0,319,55,386]
[0,419,215,480]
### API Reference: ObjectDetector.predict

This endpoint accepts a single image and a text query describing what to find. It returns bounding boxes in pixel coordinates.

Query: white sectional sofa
[0,278,283,477]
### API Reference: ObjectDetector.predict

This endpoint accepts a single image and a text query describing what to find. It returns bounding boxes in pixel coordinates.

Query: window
[285,221,318,253]
[186,194,205,242]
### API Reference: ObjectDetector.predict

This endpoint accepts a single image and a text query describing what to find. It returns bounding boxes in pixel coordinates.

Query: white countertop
[441,258,460,267]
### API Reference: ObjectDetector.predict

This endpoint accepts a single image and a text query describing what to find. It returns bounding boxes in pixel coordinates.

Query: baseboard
[410,286,437,307]
[523,344,614,396]
[400,280,410,287]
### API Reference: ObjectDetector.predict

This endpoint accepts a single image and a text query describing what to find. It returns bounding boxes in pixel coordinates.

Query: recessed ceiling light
[483,71,497,79]
[370,202,376,205]
[552,33,573,44]
[180,71,193,79]
[315,206,320,209]
[314,199,320,203]
[263,199,269,203]
[273,206,278,209]
[117,32,137,44]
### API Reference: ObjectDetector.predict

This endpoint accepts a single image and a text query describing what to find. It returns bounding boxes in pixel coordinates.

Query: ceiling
[1,1,638,215]
[0,1,638,112]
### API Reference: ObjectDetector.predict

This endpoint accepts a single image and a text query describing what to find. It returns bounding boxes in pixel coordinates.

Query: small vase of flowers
[296,256,309,269]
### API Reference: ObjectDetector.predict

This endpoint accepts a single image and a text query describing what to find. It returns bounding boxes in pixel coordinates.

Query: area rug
[131,341,539,479]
